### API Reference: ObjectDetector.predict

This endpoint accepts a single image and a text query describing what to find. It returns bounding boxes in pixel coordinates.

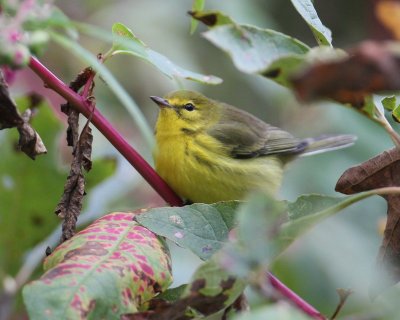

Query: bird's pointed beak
[150,96,171,108]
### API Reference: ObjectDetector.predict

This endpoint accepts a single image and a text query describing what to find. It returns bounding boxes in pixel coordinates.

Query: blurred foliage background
[1,0,399,318]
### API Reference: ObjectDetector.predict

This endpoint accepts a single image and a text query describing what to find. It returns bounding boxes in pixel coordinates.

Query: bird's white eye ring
[184,103,195,111]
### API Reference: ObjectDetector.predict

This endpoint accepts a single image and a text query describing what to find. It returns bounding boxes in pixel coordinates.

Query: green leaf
[220,191,383,277]
[232,302,310,320]
[217,194,286,277]
[136,202,239,260]
[290,0,332,46]
[277,192,379,254]
[382,95,397,111]
[203,23,309,86]
[156,284,188,303]
[109,22,222,85]
[393,105,400,123]
[23,211,173,320]
[190,0,206,34]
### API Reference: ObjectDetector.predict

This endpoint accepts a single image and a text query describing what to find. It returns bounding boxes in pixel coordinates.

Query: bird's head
[151,90,220,133]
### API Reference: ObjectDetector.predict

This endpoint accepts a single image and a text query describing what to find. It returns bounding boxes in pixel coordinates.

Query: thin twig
[330,289,353,320]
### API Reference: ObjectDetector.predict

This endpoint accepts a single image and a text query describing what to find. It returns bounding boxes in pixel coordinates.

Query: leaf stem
[28,56,183,207]
[267,272,326,320]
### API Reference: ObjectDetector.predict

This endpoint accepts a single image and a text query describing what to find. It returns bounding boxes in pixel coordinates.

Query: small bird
[151,90,355,204]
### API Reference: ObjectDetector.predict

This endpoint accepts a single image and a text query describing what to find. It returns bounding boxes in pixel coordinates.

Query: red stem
[28,56,183,207]
[28,56,324,319]
[268,273,326,319]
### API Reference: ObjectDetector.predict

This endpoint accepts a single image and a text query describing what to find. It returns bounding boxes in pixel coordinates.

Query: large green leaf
[219,191,384,276]
[136,202,239,260]
[203,24,309,74]
[201,21,309,86]
[23,211,173,320]
[290,0,332,46]
[277,192,380,255]
[109,23,222,85]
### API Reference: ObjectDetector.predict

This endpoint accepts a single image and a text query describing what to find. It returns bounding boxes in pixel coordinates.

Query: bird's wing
[207,105,303,159]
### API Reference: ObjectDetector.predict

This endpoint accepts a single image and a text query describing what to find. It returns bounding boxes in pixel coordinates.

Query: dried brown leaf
[17,109,47,159]
[0,70,23,129]
[56,67,95,242]
[121,278,236,320]
[0,71,47,159]
[292,41,400,106]
[336,148,400,295]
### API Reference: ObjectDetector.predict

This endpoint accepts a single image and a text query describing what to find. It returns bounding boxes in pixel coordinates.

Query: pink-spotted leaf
[23,211,173,320]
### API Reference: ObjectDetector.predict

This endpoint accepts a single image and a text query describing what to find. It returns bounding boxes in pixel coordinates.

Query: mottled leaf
[290,0,332,46]
[23,211,173,320]
[190,0,205,34]
[232,302,310,320]
[123,260,245,320]
[136,202,239,260]
[110,23,222,85]
[336,148,400,295]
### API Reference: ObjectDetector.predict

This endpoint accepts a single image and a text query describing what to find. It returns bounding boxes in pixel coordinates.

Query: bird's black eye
[184,103,195,111]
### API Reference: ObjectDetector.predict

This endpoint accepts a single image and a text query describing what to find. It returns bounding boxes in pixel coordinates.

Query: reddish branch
[29,56,183,207]
[28,56,325,320]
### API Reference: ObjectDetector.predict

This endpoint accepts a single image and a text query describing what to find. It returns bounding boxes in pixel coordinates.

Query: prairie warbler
[151,90,355,203]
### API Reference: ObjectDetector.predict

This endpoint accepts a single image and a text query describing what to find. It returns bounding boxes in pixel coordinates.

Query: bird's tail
[299,134,357,157]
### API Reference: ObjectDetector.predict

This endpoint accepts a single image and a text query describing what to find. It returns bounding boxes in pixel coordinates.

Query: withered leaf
[56,67,94,242]
[0,71,47,159]
[292,41,400,106]
[121,278,236,320]
[60,67,94,147]
[335,148,400,295]
[17,109,47,159]
[0,70,23,129]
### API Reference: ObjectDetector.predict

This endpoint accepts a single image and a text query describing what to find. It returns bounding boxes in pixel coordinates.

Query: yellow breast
[154,116,284,203]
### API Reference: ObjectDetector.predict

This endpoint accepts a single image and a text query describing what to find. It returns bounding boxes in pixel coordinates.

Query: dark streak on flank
[193,153,215,172]
[181,128,196,135]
